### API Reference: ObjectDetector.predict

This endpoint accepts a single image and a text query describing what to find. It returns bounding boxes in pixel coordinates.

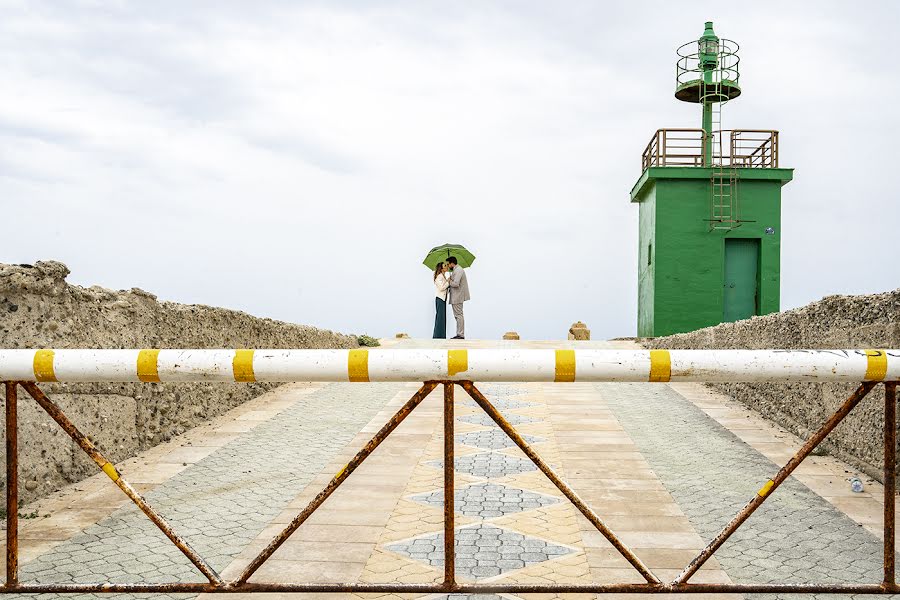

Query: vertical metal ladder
[706,83,740,231]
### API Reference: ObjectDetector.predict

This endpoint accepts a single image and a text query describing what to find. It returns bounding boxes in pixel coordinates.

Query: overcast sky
[2,1,898,341]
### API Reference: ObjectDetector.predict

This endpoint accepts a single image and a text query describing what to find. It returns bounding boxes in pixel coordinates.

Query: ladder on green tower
[705,82,740,231]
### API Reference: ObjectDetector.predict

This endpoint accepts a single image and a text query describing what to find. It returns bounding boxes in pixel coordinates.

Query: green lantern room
[631,21,793,338]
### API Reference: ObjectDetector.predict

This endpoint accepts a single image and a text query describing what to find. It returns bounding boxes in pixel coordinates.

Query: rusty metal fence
[642,128,779,170]
[1,348,898,594]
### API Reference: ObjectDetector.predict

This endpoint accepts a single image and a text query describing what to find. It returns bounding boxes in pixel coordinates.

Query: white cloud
[2,1,898,341]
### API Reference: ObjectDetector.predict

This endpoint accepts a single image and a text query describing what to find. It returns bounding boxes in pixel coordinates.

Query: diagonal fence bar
[20,382,222,585]
[461,381,661,584]
[237,381,439,584]
[674,381,879,584]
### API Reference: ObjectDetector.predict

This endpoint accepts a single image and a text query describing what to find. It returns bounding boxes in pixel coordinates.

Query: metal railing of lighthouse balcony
[641,129,779,170]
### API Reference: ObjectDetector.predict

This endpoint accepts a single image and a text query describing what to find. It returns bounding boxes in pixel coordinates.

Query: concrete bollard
[503,331,520,340]
[568,321,590,341]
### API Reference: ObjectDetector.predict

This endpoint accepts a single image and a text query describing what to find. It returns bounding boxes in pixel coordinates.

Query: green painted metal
[723,238,760,322]
[633,23,790,337]
[699,21,719,165]
[633,168,792,338]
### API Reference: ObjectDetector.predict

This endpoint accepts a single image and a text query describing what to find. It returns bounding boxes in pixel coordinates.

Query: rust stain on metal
[885,382,897,587]
[443,382,456,588]
[5,382,18,586]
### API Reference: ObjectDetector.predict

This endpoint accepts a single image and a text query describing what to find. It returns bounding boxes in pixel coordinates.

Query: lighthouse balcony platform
[641,128,779,171]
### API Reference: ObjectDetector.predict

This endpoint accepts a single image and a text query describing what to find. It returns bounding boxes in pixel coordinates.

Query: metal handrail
[642,129,779,170]
[2,348,898,595]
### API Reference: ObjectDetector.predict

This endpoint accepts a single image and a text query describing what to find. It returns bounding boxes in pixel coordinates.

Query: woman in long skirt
[433,262,450,338]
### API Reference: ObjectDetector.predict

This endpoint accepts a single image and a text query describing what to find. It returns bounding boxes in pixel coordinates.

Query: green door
[723,238,759,322]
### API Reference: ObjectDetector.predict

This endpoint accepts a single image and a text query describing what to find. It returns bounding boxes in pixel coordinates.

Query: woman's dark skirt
[433,297,447,339]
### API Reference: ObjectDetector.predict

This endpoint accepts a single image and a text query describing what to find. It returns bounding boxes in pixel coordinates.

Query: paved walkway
[2,339,894,600]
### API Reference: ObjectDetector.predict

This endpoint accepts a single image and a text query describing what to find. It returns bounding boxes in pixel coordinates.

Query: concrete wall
[647,288,900,481]
[0,261,359,507]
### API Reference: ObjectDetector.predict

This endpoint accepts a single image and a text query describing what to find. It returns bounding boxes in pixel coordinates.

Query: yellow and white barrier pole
[0,348,897,383]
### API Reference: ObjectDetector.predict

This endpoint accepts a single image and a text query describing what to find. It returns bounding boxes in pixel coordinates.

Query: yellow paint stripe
[137,349,161,382]
[101,462,120,482]
[555,350,576,382]
[33,349,57,382]
[649,349,672,382]
[348,349,369,382]
[233,349,256,382]
[865,349,888,382]
[757,479,774,498]
[448,349,468,377]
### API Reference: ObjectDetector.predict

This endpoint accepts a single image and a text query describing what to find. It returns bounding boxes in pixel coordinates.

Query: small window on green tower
[648,243,652,266]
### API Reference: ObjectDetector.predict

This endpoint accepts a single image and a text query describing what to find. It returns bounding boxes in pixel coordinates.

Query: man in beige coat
[446,256,470,339]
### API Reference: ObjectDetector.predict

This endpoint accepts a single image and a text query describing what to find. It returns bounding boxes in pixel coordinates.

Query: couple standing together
[433,256,470,339]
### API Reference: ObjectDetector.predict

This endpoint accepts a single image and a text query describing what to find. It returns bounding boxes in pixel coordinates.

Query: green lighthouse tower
[631,22,793,337]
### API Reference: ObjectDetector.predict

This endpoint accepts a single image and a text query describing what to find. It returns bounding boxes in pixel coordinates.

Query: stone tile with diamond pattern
[456,429,544,450]
[383,523,574,579]
[427,452,538,479]
[408,482,561,518]
[457,413,538,427]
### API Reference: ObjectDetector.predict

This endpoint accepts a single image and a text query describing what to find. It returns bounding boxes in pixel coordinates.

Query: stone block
[568,321,590,341]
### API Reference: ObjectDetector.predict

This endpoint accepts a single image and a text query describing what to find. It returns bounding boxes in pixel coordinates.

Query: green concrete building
[632,22,793,337]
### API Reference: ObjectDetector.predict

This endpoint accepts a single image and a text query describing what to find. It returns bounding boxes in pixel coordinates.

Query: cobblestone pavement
[12,382,400,600]
[600,382,888,600]
[384,523,575,579]
[408,482,561,518]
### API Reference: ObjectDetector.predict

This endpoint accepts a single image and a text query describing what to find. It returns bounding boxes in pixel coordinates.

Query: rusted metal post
[676,381,878,584]
[461,382,660,585]
[885,382,897,589]
[443,382,456,590]
[237,381,439,584]
[5,382,18,587]
[20,382,222,585]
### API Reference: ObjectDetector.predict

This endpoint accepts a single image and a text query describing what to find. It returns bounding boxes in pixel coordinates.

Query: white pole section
[0,349,896,384]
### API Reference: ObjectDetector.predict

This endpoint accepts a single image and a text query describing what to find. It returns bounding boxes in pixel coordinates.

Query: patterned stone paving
[477,386,528,397]
[408,482,560,518]
[457,413,538,427]
[363,380,592,588]
[426,595,513,600]
[384,523,574,579]
[601,382,887,600]
[460,397,537,411]
[427,452,538,479]
[10,383,401,600]
[456,429,544,450]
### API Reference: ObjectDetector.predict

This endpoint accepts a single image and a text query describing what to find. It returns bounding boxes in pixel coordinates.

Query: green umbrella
[422,243,476,270]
